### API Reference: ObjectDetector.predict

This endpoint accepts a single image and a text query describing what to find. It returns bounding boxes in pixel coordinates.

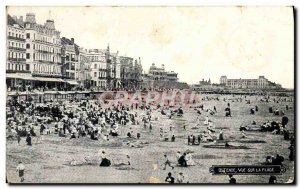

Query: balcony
[37,60,55,64]
[8,36,25,41]
[32,72,62,77]
[99,68,107,72]
[8,46,26,52]
[6,70,31,74]
[36,49,55,54]
[8,58,26,62]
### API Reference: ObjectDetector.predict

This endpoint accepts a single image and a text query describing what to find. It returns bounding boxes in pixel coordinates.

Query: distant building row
[6,13,144,91]
[220,76,281,89]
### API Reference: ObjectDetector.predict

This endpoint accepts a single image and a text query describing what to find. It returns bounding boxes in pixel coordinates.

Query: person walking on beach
[16,161,25,182]
[163,155,174,170]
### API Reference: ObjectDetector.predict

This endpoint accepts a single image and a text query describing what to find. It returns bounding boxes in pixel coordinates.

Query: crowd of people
[6,92,294,184]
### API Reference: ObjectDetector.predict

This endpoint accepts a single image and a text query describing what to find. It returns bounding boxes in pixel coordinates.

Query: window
[26,44,30,49]
[94,64,97,69]
[8,32,11,36]
[94,72,97,77]
[26,53,30,59]
[33,44,35,49]
[26,33,30,39]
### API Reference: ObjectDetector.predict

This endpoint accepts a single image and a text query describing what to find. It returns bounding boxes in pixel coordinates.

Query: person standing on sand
[17,134,21,145]
[16,161,25,182]
[26,134,32,146]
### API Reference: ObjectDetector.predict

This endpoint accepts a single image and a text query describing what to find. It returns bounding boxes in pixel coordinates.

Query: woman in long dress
[185,152,195,166]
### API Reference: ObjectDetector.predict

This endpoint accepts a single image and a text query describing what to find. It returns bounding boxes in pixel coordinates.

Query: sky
[7,6,294,88]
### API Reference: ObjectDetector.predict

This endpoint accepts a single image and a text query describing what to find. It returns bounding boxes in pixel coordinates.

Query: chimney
[71,38,74,43]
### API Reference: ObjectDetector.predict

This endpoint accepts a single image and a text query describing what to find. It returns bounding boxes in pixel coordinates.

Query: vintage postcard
[5,6,295,184]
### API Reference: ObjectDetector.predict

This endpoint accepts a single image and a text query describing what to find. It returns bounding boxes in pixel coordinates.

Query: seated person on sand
[185,152,195,166]
[110,129,118,136]
[178,153,188,167]
[207,131,214,141]
[265,154,284,165]
[90,130,99,140]
[241,130,247,138]
[99,151,111,167]
[70,132,76,139]
[207,123,215,133]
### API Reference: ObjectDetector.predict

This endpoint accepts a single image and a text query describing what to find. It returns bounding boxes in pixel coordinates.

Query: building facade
[110,52,121,88]
[6,15,29,90]
[87,48,109,89]
[220,76,281,89]
[61,37,86,87]
[24,13,62,78]
[141,63,182,89]
[120,56,143,89]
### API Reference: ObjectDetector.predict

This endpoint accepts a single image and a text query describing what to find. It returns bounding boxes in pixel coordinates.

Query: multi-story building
[61,37,85,86]
[141,63,180,89]
[24,13,63,89]
[6,14,29,90]
[87,47,109,89]
[79,48,91,89]
[220,76,281,89]
[110,51,121,88]
[120,56,143,89]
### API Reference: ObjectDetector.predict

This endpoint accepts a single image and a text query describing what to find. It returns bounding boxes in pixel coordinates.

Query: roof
[61,37,80,55]
[7,14,23,28]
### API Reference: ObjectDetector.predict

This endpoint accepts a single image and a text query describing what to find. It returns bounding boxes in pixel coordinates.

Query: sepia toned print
[6,6,294,184]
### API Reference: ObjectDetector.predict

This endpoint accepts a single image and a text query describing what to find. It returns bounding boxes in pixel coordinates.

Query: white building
[87,48,109,88]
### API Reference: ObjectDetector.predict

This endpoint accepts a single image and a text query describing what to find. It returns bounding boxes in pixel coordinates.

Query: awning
[65,80,79,85]
[6,73,36,80]
[33,77,65,82]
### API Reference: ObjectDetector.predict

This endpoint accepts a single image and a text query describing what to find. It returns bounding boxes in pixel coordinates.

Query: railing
[37,60,56,64]
[8,46,26,51]
[37,49,52,53]
[8,58,26,62]
[8,36,25,41]
[32,72,62,77]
